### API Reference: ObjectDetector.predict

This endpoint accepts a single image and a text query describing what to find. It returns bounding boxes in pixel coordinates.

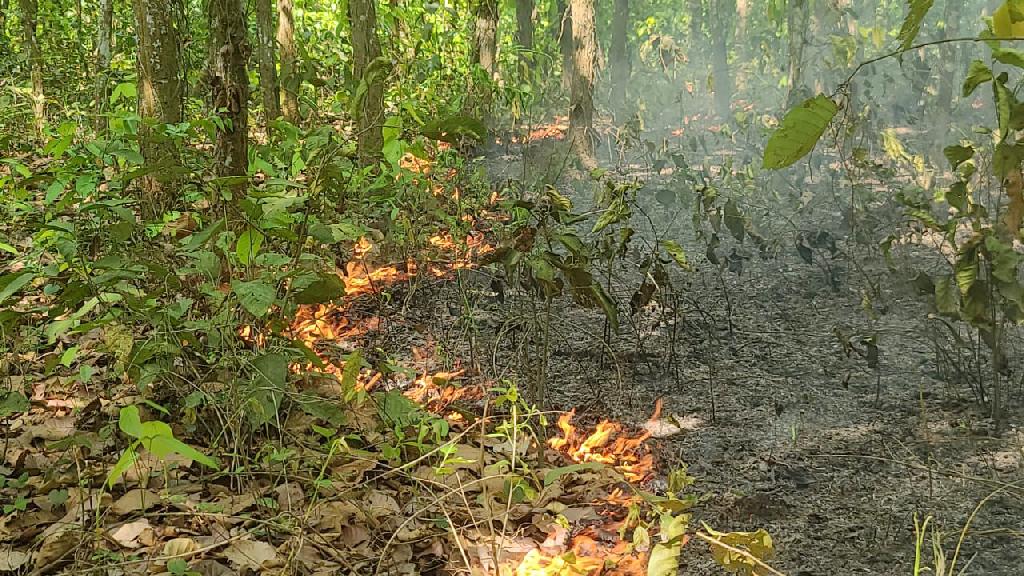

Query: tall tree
[349,0,384,162]
[785,0,810,107]
[18,0,44,136]
[709,0,734,120]
[94,0,114,132]
[556,0,573,90]
[208,0,249,178]
[567,0,595,166]
[132,0,184,214]
[471,0,498,79]
[277,0,300,124]
[609,0,629,115]
[515,0,534,54]
[256,0,281,131]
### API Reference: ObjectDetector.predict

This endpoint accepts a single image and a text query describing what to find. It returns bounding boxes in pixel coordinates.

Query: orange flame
[548,411,654,483]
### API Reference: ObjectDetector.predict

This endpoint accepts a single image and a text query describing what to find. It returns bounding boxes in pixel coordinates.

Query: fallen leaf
[222,540,278,570]
[109,518,151,549]
[274,482,305,513]
[0,547,31,571]
[33,528,77,571]
[189,559,235,576]
[112,489,162,515]
[163,537,199,557]
[642,414,703,438]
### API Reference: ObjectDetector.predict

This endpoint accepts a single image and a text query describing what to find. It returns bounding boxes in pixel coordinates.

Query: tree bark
[515,0,534,53]
[785,0,810,107]
[567,0,596,166]
[471,0,498,79]
[556,0,573,91]
[277,0,300,124]
[18,0,44,136]
[132,0,184,214]
[256,0,281,131]
[208,0,250,179]
[349,0,385,163]
[709,0,734,121]
[609,0,629,115]
[94,0,114,132]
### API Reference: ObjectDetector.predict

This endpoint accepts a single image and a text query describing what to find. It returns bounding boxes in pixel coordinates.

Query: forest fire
[548,411,654,483]
[510,413,658,576]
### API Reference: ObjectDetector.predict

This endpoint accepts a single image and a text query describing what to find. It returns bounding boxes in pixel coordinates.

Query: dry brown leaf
[108,518,151,549]
[642,414,703,438]
[0,547,31,571]
[365,491,400,517]
[112,489,162,515]
[222,539,279,570]
[163,536,199,557]
[189,559,235,576]
[274,482,305,513]
[33,528,77,571]
[340,524,371,548]
[312,500,362,532]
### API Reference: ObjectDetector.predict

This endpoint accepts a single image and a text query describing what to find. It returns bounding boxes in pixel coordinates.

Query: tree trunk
[785,0,810,107]
[208,0,250,179]
[567,0,596,166]
[256,0,281,131]
[709,0,733,121]
[556,0,573,91]
[18,0,44,136]
[277,0,300,124]
[94,0,114,132]
[1,0,9,57]
[931,0,961,159]
[349,0,384,163]
[471,0,498,79]
[515,0,534,53]
[609,0,629,115]
[132,0,183,215]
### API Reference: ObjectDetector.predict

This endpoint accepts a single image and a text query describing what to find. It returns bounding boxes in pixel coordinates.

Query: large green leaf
[993,47,1024,69]
[763,95,838,169]
[236,228,264,266]
[232,279,277,317]
[648,513,690,576]
[0,271,35,305]
[897,0,935,51]
[294,273,346,304]
[962,61,993,97]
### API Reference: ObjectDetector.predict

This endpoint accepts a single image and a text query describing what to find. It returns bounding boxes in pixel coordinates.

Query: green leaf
[955,254,979,295]
[232,279,276,317]
[661,240,690,270]
[898,0,935,51]
[107,445,139,487]
[962,61,993,97]
[294,273,346,304]
[943,145,974,169]
[935,275,960,315]
[0,391,29,419]
[236,228,264,266]
[994,75,1014,137]
[763,95,838,169]
[724,199,745,242]
[543,462,606,486]
[993,47,1024,69]
[149,435,219,469]
[118,405,144,439]
[704,524,775,575]
[0,271,35,305]
[648,513,690,576]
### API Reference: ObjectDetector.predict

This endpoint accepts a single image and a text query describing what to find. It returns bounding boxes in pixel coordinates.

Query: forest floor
[462,135,1024,574]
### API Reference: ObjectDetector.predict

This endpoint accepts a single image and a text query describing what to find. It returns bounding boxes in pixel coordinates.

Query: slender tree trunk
[932,0,960,155]
[610,0,629,115]
[471,0,498,79]
[567,0,596,166]
[208,0,250,178]
[18,0,44,136]
[1,0,9,57]
[133,0,183,214]
[94,0,114,132]
[515,0,534,53]
[277,0,300,124]
[709,0,733,121]
[256,0,281,132]
[349,0,384,162]
[785,0,810,107]
[557,0,573,91]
